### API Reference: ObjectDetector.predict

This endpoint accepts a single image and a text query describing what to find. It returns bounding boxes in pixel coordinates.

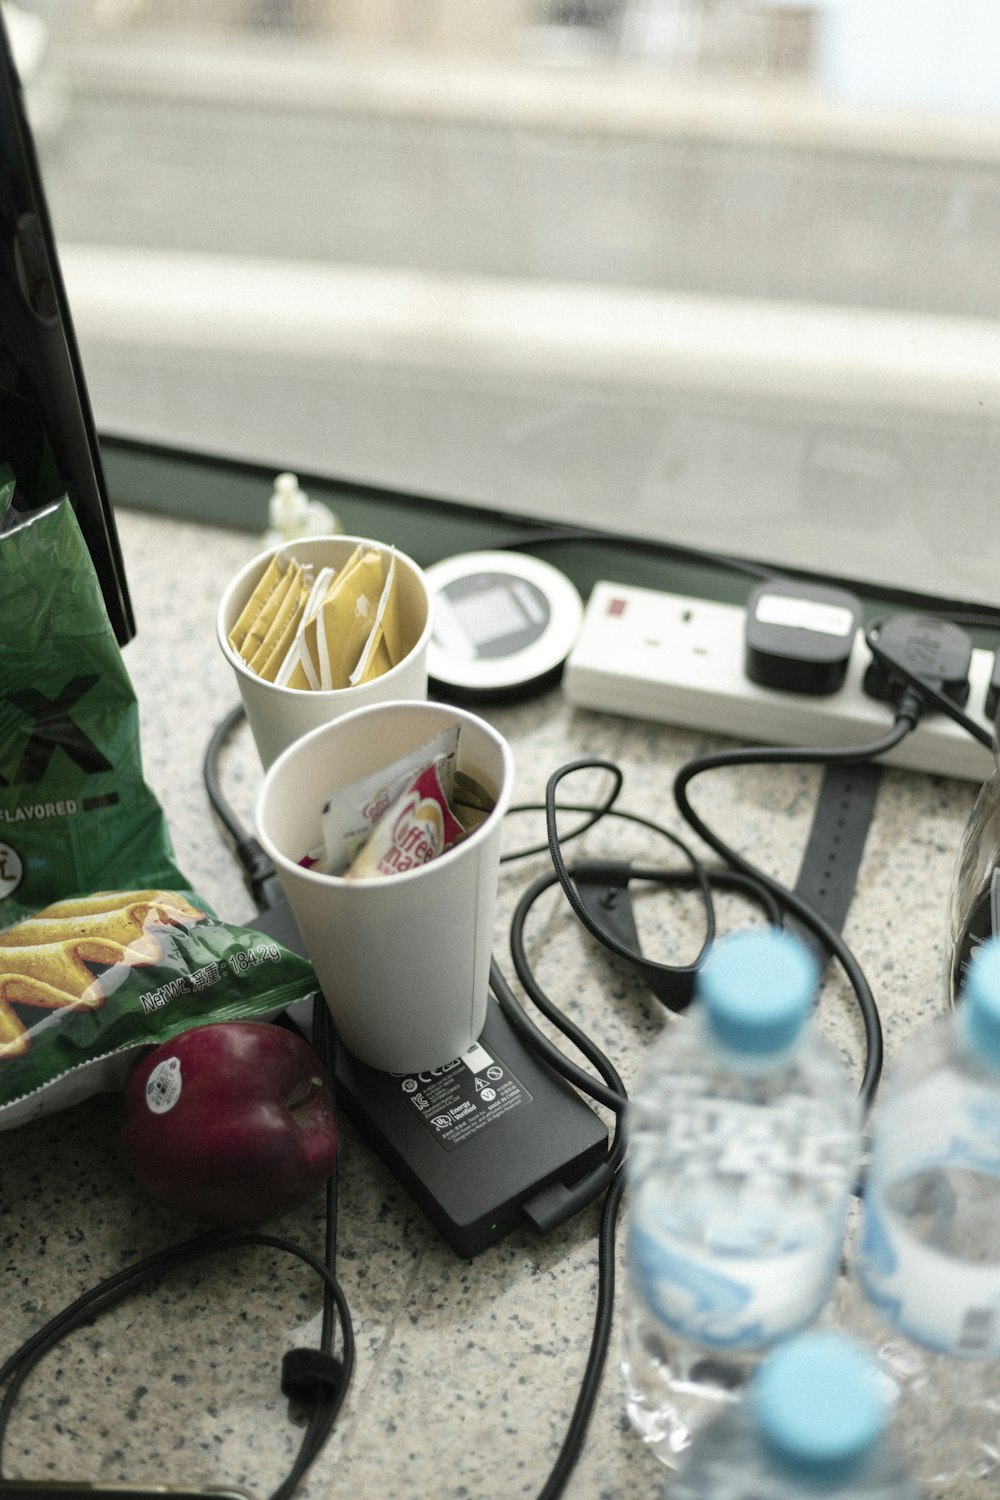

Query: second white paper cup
[217,534,432,771]
[255,700,515,1074]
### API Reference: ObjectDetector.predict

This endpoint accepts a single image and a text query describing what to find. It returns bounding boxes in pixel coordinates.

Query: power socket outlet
[563,582,995,783]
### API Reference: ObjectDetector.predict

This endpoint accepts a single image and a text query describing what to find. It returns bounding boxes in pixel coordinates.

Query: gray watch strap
[788,760,883,967]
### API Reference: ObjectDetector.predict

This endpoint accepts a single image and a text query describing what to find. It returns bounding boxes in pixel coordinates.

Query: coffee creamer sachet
[303,728,495,881]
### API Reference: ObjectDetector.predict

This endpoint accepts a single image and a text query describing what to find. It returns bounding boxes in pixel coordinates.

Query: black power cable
[672,693,924,1113]
[0,991,354,1500]
[204,703,284,911]
[533,1168,626,1500]
[0,1229,354,1500]
[485,754,830,1492]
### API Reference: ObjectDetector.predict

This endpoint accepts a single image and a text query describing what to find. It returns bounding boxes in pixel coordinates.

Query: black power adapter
[330,995,610,1257]
[744,580,862,694]
[252,901,610,1259]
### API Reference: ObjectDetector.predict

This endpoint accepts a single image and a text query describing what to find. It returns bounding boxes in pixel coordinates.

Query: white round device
[425,550,584,697]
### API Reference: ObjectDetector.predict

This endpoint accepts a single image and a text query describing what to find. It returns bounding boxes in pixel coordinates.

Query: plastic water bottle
[949,704,1000,1003]
[262,471,341,546]
[623,926,862,1466]
[669,1331,921,1500]
[850,933,1000,1488]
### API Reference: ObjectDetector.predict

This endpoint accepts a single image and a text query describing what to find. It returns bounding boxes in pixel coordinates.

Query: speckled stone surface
[1,506,987,1500]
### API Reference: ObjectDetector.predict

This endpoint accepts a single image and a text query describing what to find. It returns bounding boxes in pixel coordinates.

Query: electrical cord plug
[203,705,286,911]
[521,1159,622,1236]
[235,833,286,912]
[863,614,972,713]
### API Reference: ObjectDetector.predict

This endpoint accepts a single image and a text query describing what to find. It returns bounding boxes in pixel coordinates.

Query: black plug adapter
[863,614,972,709]
[744,579,862,694]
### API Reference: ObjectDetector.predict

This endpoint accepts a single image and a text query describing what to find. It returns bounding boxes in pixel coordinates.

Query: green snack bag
[0,471,320,1127]
[0,473,183,924]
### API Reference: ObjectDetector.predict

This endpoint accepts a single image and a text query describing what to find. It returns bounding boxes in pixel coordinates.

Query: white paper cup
[217,535,432,770]
[255,700,515,1074]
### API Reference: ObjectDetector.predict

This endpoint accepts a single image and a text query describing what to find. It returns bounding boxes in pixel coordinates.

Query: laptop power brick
[252,901,611,1258]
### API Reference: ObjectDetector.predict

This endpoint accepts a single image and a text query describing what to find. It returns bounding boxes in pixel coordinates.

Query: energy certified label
[398,1039,532,1151]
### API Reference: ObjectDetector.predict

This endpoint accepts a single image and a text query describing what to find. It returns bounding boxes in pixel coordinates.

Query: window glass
[13,0,1000,603]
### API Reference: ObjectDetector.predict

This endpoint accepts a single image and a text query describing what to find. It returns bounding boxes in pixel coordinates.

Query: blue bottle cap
[698,928,819,1056]
[962,936,1000,1069]
[752,1331,887,1479]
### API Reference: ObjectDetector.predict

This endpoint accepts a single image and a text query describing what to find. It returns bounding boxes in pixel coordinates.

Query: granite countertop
[1,507,984,1500]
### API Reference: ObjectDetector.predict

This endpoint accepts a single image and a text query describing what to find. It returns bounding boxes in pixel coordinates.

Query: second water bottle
[844,933,1000,1488]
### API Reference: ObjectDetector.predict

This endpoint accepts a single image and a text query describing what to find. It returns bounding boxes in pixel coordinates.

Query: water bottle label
[858,1074,1000,1358]
[859,1192,1000,1358]
[628,1217,841,1350]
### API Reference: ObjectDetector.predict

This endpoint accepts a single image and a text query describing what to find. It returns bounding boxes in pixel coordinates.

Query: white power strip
[563,581,996,783]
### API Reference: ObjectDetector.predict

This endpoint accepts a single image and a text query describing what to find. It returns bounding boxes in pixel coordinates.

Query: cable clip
[280,1347,345,1408]
[569,859,700,1012]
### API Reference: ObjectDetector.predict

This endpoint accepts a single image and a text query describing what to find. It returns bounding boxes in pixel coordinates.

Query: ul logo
[1,675,113,786]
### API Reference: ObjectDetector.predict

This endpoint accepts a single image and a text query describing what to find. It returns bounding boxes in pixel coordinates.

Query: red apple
[122,1021,337,1226]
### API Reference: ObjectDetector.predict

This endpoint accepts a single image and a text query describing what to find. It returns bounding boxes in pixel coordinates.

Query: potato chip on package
[0,887,319,1130]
